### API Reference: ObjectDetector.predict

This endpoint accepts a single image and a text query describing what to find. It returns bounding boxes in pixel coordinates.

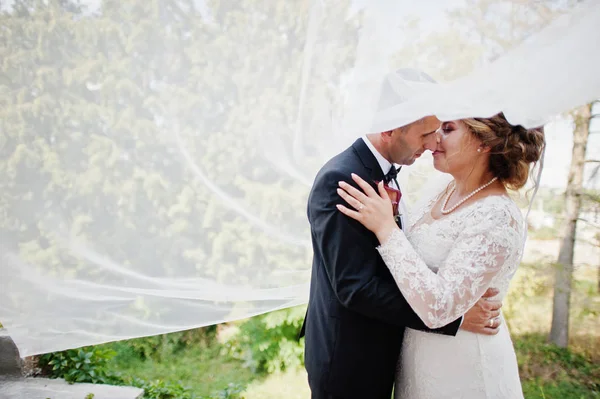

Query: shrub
[115,326,218,361]
[516,333,600,394]
[125,377,197,399]
[226,306,306,374]
[38,347,116,384]
[210,383,245,399]
[38,346,203,399]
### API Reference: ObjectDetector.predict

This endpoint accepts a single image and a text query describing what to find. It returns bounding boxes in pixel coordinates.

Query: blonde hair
[462,113,545,190]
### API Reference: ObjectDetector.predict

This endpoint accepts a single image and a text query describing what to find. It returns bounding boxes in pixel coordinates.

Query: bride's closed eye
[440,122,456,134]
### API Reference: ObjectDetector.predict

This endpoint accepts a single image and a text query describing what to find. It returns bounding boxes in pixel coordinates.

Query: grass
[516,333,599,398]
[104,331,598,399]
[504,261,600,362]
[106,340,255,398]
[243,369,310,399]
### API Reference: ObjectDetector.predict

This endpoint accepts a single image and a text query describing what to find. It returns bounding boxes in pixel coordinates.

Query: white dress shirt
[361,136,407,229]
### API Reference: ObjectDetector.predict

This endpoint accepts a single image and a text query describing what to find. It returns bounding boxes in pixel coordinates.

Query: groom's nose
[424,131,440,151]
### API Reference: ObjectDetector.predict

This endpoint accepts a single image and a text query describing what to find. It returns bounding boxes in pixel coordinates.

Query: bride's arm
[336,174,519,329]
[376,209,521,328]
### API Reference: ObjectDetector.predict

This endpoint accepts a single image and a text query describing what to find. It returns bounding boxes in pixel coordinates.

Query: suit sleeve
[309,169,461,335]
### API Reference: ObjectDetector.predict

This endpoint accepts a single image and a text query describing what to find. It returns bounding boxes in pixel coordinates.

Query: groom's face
[389,116,441,165]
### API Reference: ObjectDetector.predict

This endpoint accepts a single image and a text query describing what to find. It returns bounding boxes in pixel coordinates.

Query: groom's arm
[309,169,460,336]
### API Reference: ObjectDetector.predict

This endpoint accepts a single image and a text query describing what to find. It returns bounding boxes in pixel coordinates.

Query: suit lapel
[351,138,404,230]
[351,138,385,182]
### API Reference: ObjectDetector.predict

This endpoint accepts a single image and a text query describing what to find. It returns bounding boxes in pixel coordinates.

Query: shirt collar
[362,136,394,175]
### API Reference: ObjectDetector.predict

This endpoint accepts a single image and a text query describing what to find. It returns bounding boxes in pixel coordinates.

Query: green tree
[550,103,593,347]
[0,0,358,348]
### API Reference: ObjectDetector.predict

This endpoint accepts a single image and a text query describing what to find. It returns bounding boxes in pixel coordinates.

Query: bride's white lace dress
[378,189,525,399]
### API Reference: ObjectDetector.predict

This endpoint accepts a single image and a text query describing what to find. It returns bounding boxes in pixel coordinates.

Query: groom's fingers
[481,287,500,298]
[482,326,500,336]
[485,300,502,312]
[490,317,502,329]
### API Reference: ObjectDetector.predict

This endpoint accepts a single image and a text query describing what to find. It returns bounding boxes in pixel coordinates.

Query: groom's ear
[381,130,393,141]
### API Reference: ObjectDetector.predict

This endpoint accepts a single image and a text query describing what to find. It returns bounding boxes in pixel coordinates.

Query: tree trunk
[549,103,592,347]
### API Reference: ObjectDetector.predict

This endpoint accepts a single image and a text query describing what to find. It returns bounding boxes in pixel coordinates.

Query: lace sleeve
[377,204,522,328]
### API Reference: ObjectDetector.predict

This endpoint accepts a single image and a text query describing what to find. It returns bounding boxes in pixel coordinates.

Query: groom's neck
[365,133,393,163]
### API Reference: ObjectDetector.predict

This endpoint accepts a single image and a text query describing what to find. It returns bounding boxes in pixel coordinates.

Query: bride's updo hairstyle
[462,113,545,190]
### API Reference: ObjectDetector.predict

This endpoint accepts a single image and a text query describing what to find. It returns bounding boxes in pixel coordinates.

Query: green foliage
[84,394,95,399]
[522,380,597,399]
[226,306,306,374]
[210,383,245,399]
[105,333,255,398]
[516,333,600,397]
[126,377,196,399]
[118,326,217,361]
[38,346,116,384]
[121,375,244,399]
[37,342,208,399]
[0,0,356,294]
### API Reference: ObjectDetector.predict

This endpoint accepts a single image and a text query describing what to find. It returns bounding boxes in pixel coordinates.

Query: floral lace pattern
[380,191,525,398]
[378,195,523,328]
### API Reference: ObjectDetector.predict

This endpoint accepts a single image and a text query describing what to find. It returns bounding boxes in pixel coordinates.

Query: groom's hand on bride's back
[460,288,502,335]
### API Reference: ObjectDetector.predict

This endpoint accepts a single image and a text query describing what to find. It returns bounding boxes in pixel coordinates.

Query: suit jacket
[300,139,461,399]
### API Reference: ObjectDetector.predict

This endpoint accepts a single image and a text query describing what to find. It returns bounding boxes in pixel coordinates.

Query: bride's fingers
[337,188,364,211]
[377,181,390,200]
[336,204,361,221]
[338,181,369,204]
[351,173,378,198]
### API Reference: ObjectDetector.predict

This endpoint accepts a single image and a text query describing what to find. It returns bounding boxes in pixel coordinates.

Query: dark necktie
[384,166,401,188]
[383,166,402,229]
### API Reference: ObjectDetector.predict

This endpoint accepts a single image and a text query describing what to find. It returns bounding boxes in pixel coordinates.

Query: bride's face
[432,120,483,174]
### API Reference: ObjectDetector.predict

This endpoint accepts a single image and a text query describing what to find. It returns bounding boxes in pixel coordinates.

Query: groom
[300,70,504,399]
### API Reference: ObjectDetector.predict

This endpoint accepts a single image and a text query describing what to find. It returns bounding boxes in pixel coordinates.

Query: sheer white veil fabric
[1,0,599,356]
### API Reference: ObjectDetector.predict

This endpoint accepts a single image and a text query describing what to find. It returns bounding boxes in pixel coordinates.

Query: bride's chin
[432,160,447,173]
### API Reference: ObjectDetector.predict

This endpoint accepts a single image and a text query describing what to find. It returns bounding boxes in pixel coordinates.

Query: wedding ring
[359,203,365,211]
[489,319,494,328]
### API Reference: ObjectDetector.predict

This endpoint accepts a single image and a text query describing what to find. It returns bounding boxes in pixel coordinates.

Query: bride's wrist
[375,221,398,245]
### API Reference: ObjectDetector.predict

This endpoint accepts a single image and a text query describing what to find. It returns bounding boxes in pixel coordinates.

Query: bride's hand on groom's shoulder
[460,288,503,335]
[336,173,398,243]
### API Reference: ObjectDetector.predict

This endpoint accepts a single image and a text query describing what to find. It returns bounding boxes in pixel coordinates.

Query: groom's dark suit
[300,138,461,399]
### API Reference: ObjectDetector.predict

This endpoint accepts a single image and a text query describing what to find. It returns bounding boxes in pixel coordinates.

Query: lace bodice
[377,190,524,329]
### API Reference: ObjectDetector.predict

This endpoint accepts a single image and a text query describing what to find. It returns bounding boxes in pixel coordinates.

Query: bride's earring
[477,148,482,153]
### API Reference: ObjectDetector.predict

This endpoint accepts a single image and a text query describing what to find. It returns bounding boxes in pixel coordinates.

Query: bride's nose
[434,130,442,144]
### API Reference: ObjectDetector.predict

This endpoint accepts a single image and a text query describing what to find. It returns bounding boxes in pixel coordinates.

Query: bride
[337,113,545,398]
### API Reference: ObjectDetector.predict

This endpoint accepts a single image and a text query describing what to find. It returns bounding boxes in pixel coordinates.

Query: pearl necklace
[441,177,498,215]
